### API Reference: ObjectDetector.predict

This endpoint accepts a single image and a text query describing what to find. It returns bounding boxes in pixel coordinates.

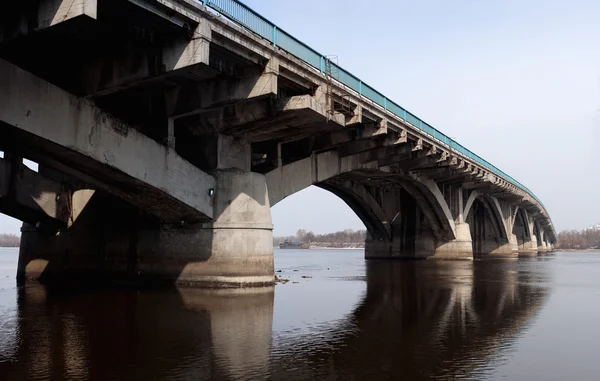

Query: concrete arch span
[268,157,468,259]
[463,192,514,257]
[317,176,459,259]
[316,180,391,243]
[512,207,539,255]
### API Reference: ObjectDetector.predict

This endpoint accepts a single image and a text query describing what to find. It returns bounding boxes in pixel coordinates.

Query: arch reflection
[272,259,550,380]
[0,258,551,380]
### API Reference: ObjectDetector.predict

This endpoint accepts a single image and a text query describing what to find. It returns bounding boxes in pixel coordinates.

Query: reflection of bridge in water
[270,259,551,380]
[0,258,550,380]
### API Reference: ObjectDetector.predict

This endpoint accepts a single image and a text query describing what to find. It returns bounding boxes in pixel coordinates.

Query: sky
[1,0,599,236]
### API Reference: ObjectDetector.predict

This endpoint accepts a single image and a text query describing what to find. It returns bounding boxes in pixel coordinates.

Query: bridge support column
[138,170,274,287]
[518,215,539,256]
[17,170,274,288]
[431,222,473,260]
[489,235,519,257]
[365,215,472,260]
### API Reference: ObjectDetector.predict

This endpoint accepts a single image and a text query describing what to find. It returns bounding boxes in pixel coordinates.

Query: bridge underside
[0,0,555,288]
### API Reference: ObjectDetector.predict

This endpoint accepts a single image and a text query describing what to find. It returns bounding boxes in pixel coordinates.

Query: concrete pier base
[518,241,539,257]
[17,171,274,288]
[430,223,473,260]
[365,223,473,260]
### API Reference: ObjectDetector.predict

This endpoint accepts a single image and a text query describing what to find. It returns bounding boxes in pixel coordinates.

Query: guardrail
[200,0,546,211]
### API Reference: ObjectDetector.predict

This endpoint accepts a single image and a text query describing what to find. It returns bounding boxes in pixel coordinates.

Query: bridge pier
[18,170,274,288]
[364,218,472,260]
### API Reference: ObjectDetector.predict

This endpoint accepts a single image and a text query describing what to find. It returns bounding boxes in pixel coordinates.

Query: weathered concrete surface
[0,58,215,222]
[432,222,473,260]
[18,171,274,288]
[139,171,274,287]
[0,0,97,43]
[0,157,69,229]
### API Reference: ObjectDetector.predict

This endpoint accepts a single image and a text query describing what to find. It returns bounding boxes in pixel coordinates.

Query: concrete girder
[212,95,344,143]
[410,167,452,180]
[338,137,388,158]
[359,142,412,166]
[434,169,475,185]
[310,120,401,154]
[169,59,279,120]
[461,180,494,191]
[0,157,69,230]
[487,191,523,202]
[0,58,215,222]
[397,154,442,173]
[377,152,413,168]
[0,0,98,43]
[82,17,214,98]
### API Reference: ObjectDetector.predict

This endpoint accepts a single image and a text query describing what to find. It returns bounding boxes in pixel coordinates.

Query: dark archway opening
[512,209,529,248]
[466,198,508,256]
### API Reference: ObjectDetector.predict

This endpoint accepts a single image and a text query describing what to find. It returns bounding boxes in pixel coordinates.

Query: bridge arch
[316,180,391,242]
[267,154,462,258]
[533,221,543,248]
[512,207,530,248]
[463,192,510,256]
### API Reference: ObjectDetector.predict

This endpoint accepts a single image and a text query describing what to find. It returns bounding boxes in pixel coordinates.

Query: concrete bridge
[0,0,556,287]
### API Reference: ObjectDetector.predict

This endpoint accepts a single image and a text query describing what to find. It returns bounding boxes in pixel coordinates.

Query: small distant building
[587,223,600,232]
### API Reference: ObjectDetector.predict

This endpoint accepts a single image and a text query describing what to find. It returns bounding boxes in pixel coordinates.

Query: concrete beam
[215,94,344,143]
[170,59,279,119]
[338,138,387,158]
[397,154,441,172]
[0,58,215,222]
[360,141,412,165]
[82,18,213,97]
[0,0,97,43]
[311,121,399,153]
[0,157,69,228]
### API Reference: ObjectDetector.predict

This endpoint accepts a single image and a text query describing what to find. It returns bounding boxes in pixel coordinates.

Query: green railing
[201,0,546,211]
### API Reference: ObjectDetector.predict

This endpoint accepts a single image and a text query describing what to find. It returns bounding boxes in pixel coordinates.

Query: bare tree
[556,229,600,249]
[0,234,20,247]
[274,229,367,248]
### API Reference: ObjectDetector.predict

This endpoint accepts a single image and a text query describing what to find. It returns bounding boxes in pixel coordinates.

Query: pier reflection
[0,257,550,380]
[271,259,550,380]
[0,285,274,381]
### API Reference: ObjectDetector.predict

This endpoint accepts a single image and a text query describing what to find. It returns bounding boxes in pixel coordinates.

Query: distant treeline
[0,234,20,247]
[557,229,600,249]
[274,229,367,246]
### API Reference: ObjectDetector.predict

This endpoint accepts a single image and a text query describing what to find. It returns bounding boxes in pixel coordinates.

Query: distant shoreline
[555,248,599,252]
[275,246,364,250]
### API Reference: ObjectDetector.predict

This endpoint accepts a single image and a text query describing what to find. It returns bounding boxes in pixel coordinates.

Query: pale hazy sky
[1,0,599,236]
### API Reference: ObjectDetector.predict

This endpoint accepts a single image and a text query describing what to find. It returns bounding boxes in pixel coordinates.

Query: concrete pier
[17,170,273,287]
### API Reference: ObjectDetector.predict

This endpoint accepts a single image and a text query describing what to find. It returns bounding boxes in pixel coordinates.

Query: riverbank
[554,248,599,252]
[309,244,364,249]
[275,244,364,250]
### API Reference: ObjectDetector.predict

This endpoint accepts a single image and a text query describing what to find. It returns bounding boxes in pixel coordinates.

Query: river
[1,247,599,380]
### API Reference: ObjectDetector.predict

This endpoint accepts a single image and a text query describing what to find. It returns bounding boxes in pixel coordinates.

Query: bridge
[0,0,556,287]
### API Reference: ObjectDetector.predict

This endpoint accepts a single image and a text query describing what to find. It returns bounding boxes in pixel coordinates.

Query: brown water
[0,247,599,380]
